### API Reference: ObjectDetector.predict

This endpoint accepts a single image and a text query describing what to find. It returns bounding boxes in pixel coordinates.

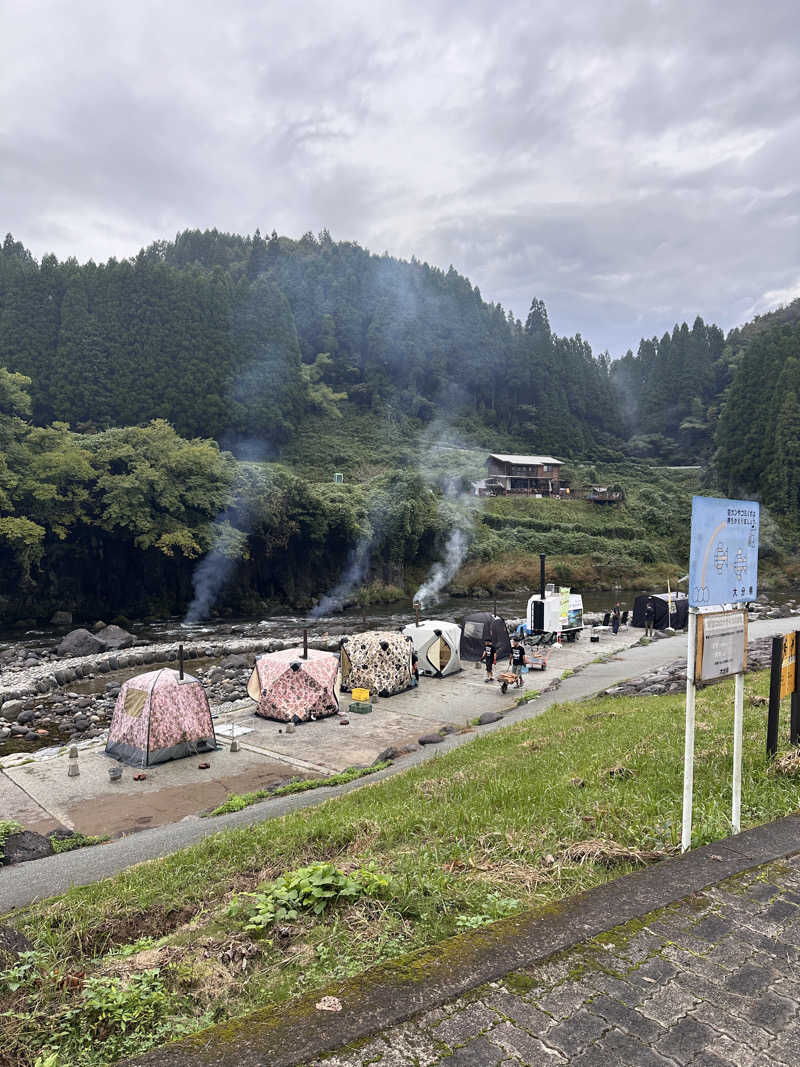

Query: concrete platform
[1,628,643,841]
[3,745,315,837]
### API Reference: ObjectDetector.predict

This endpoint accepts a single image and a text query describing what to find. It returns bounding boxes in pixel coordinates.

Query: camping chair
[591,612,612,642]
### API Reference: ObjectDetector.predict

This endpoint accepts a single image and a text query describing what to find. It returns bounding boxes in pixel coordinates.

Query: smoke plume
[413,524,470,608]
[309,540,371,619]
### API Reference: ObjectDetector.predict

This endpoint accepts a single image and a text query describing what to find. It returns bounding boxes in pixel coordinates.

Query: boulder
[221,654,250,668]
[477,711,504,725]
[1,830,54,866]
[95,625,135,651]
[418,731,445,745]
[0,699,23,719]
[92,620,108,633]
[0,923,33,967]
[50,611,73,626]
[56,628,104,657]
[16,709,35,725]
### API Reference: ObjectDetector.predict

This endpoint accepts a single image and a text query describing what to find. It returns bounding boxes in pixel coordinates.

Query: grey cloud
[2,0,799,356]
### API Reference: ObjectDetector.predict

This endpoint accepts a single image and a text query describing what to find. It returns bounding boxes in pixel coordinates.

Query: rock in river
[56,628,105,657]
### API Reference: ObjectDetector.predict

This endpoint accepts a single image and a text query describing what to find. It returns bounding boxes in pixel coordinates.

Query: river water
[0,588,642,657]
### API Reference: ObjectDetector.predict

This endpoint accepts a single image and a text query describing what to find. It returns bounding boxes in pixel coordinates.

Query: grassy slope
[282,412,706,596]
[5,669,800,1064]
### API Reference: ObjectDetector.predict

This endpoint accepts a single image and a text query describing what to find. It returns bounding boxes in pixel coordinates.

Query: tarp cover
[459,612,512,662]
[106,668,216,767]
[340,630,413,696]
[247,647,340,722]
[632,592,689,630]
[402,620,462,677]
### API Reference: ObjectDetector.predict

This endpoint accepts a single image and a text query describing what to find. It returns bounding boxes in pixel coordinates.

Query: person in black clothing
[481,639,496,682]
[509,637,527,687]
[612,602,621,635]
[411,650,419,686]
[644,597,655,637]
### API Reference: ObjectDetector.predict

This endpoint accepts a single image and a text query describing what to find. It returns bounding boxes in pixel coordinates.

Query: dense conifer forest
[0,228,797,624]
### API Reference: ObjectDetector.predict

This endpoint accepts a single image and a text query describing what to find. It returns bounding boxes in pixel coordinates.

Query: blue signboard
[688,496,759,607]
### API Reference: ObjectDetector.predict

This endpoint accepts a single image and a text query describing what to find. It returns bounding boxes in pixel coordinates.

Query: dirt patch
[74,905,198,958]
[64,764,315,837]
[560,838,671,868]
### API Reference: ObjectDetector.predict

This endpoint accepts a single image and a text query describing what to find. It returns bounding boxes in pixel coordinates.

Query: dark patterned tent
[340,630,413,697]
[459,612,512,662]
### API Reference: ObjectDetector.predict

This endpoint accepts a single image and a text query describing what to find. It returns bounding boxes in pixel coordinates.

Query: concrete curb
[121,814,800,1067]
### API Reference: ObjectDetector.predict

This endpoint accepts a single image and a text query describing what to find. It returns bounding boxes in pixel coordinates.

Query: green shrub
[232,861,390,932]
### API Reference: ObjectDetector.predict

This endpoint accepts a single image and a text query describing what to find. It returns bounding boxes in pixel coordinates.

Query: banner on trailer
[688,497,760,608]
[694,609,748,684]
[559,586,570,623]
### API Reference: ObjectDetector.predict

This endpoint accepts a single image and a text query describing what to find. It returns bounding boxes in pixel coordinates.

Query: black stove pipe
[539,554,546,599]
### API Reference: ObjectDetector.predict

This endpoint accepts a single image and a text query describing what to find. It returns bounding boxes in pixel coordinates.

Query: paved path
[311,853,800,1067]
[2,616,797,913]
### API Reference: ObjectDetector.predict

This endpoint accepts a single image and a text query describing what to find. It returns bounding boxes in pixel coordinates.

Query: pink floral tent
[247,648,340,722]
[105,668,216,767]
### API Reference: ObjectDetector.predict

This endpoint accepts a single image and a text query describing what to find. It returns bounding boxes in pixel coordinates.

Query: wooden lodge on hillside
[473,454,562,497]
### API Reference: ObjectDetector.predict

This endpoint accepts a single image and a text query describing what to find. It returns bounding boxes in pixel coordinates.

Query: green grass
[206,762,391,816]
[0,819,22,861]
[49,832,109,854]
[5,669,800,1065]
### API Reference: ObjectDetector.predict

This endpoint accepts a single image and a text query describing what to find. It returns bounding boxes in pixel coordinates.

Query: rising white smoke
[413,525,471,608]
[308,539,371,619]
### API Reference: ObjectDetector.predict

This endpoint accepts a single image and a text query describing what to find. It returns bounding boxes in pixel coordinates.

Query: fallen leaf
[316,996,342,1012]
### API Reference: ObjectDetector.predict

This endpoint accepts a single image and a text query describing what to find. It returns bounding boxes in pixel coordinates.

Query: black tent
[632,593,689,630]
[460,612,512,661]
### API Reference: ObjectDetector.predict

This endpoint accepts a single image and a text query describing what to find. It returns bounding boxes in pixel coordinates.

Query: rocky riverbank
[0,630,341,754]
[602,635,776,698]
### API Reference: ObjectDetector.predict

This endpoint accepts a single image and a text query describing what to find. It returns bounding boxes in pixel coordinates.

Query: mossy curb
[119,814,800,1067]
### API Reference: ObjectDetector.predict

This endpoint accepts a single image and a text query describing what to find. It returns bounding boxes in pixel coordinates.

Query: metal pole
[733,670,744,834]
[179,643,184,680]
[767,635,783,759]
[303,628,308,659]
[415,602,420,627]
[493,590,497,616]
[791,630,800,746]
[539,554,546,599]
[681,607,698,852]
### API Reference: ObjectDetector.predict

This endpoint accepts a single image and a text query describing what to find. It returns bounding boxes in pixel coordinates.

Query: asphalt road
[2,615,797,914]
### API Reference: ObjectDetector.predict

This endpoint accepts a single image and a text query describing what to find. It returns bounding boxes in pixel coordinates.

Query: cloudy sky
[2,0,798,354]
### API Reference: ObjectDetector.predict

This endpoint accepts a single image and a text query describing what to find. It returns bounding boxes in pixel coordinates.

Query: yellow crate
[352,687,370,702]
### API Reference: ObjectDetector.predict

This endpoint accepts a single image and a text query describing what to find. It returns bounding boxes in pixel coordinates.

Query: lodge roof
[488,453,561,466]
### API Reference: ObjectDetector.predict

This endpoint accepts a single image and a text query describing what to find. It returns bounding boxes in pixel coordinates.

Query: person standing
[509,637,527,687]
[612,602,621,635]
[644,597,655,637]
[481,639,497,682]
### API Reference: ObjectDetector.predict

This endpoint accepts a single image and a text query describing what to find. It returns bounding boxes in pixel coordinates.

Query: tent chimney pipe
[539,554,546,599]
[415,601,420,627]
[303,628,308,659]
[493,590,497,616]
[179,643,184,680]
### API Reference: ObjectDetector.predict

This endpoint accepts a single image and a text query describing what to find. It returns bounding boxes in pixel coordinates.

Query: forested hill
[611,299,800,520]
[0,230,621,457]
[611,316,728,463]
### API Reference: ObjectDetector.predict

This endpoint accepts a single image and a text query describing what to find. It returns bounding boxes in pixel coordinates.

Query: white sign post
[682,497,760,852]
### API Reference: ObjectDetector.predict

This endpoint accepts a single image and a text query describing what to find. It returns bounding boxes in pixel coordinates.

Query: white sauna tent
[401,620,462,677]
